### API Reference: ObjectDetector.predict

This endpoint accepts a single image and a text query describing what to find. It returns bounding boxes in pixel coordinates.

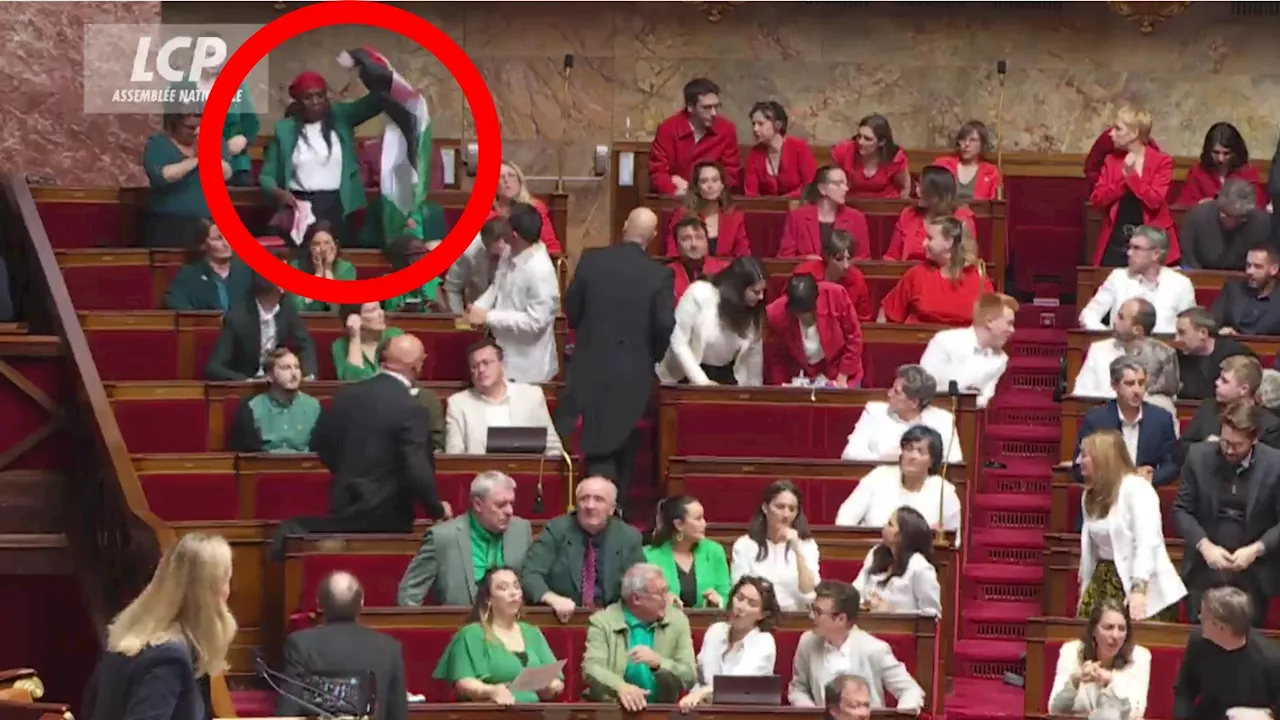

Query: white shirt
[835,465,963,541]
[730,535,821,611]
[800,320,825,364]
[256,301,280,377]
[444,236,493,312]
[841,402,963,464]
[919,326,1008,409]
[1049,640,1152,719]
[482,401,514,428]
[290,123,343,191]
[1079,267,1196,335]
[693,623,777,691]
[701,322,743,367]
[476,243,561,383]
[1083,514,1116,561]
[658,280,763,386]
[852,546,942,616]
[1072,338,1125,398]
[1120,405,1142,466]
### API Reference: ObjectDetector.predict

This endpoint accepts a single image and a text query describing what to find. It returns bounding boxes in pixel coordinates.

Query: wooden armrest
[0,670,37,686]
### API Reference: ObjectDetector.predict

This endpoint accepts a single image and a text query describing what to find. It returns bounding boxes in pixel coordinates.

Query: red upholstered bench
[136,453,239,521]
[1049,473,1177,536]
[36,189,131,248]
[58,250,155,310]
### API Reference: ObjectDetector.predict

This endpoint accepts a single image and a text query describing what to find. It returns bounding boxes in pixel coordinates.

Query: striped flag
[338,47,431,241]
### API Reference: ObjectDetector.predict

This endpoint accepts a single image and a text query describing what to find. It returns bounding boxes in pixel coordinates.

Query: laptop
[712,675,783,706]
[486,426,548,454]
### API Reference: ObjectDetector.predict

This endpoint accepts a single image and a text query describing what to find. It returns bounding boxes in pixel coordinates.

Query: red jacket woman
[1089,149,1179,266]
[777,166,869,258]
[765,275,863,387]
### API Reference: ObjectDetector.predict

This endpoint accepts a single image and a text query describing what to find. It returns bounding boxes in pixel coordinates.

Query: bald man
[554,207,675,512]
[269,334,449,560]
[276,571,408,720]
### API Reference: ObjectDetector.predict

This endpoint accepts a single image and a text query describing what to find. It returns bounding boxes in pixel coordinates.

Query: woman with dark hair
[932,120,1002,201]
[381,236,444,313]
[657,256,767,386]
[852,506,941,616]
[777,166,870,258]
[434,567,563,704]
[142,111,233,248]
[883,165,978,262]
[643,495,731,609]
[663,161,750,258]
[743,101,817,197]
[835,425,962,537]
[830,114,911,199]
[764,273,863,387]
[259,71,382,246]
[164,221,251,311]
[1047,598,1151,718]
[677,576,781,709]
[289,221,358,313]
[730,481,820,611]
[1176,122,1266,208]
[332,301,405,381]
[879,216,992,326]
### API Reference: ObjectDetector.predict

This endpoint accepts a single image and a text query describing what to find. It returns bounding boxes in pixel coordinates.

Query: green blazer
[582,603,696,702]
[224,84,260,175]
[643,540,731,609]
[163,258,251,311]
[287,257,357,313]
[258,94,382,216]
[519,514,645,607]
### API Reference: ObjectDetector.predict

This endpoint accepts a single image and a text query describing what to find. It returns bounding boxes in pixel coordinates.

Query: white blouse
[840,402,963,464]
[1083,513,1117,561]
[702,321,743,367]
[851,546,942,617]
[694,622,778,691]
[834,465,963,541]
[800,321,825,364]
[290,123,343,191]
[730,535,821,612]
[1048,640,1152,719]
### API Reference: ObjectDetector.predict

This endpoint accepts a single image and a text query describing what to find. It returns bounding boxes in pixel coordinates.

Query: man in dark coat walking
[554,208,674,512]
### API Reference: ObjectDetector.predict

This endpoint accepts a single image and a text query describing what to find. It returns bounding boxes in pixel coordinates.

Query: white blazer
[1048,639,1152,719]
[834,465,963,544]
[444,382,562,455]
[1078,473,1186,620]
[657,280,762,386]
[852,546,942,617]
[693,623,777,691]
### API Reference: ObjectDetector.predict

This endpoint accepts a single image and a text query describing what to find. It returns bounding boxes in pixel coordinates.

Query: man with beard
[1072,297,1179,415]
[1212,244,1280,337]
[228,348,321,454]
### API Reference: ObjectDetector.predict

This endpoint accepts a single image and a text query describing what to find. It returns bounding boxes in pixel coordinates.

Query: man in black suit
[1212,243,1280,337]
[554,207,674,509]
[268,334,450,560]
[276,571,408,720]
[205,271,317,381]
[1174,402,1280,627]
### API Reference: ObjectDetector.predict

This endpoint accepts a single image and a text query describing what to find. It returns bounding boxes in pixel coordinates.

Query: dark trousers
[1185,570,1270,627]
[268,509,412,562]
[584,428,642,512]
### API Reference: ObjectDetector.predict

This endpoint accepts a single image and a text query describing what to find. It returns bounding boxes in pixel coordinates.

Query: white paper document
[508,659,567,693]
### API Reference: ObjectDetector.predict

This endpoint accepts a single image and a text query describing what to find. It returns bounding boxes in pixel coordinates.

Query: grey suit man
[397,471,533,606]
[1173,402,1280,627]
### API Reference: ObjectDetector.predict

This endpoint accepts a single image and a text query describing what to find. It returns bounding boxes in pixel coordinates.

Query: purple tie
[582,541,597,608]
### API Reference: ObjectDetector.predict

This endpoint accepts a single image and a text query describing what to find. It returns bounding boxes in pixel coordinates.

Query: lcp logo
[129,35,228,83]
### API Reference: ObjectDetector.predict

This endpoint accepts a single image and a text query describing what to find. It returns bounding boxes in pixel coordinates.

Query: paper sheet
[507,659,567,693]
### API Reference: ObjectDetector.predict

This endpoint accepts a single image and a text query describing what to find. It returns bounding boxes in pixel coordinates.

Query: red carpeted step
[990,398,1060,427]
[978,466,1051,495]
[959,600,1042,641]
[944,677,1025,720]
[951,638,1026,680]
[961,563,1043,606]
[970,493,1051,530]
[969,527,1047,566]
[983,424,1059,464]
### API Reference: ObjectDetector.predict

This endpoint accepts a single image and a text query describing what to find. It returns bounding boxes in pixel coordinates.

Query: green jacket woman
[642,495,732,609]
[331,304,403,381]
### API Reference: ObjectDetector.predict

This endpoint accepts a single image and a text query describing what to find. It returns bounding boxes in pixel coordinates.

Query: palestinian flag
[338,47,431,241]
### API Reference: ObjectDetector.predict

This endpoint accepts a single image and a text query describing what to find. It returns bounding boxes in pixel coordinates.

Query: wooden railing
[0,175,238,713]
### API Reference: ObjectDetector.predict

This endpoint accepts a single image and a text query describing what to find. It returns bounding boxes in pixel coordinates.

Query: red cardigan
[764,282,863,386]
[489,200,561,255]
[883,205,978,262]
[1174,163,1268,208]
[1088,148,1179,266]
[648,111,742,195]
[663,207,750,257]
[669,256,729,301]
[930,155,1002,201]
[743,136,818,197]
[792,259,872,322]
[777,205,870,259]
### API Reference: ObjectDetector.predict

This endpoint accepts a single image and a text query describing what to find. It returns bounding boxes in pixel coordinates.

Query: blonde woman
[492,161,562,254]
[434,567,563,704]
[1077,430,1185,622]
[878,216,993,327]
[82,533,237,720]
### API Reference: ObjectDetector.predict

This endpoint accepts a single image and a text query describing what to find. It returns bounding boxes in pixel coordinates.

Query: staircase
[945,325,1067,718]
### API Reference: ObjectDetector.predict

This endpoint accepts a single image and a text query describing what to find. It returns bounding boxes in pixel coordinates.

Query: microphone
[937,380,962,546]
[994,60,1007,200]
[996,59,1007,76]
[253,650,366,720]
[556,53,575,195]
[948,380,960,397]
[563,53,575,70]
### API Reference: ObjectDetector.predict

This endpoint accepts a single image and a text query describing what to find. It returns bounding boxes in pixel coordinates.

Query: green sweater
[224,84,260,175]
[287,258,357,313]
[142,133,229,218]
[643,540,732,609]
[331,327,404,381]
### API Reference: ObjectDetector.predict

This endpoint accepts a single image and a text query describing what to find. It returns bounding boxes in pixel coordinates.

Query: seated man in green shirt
[582,563,696,710]
[227,348,321,454]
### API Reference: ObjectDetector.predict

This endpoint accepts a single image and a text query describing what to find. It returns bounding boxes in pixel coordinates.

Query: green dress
[288,258,358,313]
[433,622,560,703]
[330,327,404,381]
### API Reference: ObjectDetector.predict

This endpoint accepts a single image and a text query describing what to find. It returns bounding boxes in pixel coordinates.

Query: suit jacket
[582,603,697,703]
[1072,401,1178,487]
[163,258,252,312]
[83,642,205,720]
[444,383,561,455]
[777,204,870,259]
[396,513,534,606]
[309,373,446,529]
[520,513,646,606]
[275,620,407,720]
[1176,399,1280,465]
[669,256,729,302]
[559,243,675,456]
[1211,278,1280,336]
[1088,148,1179,266]
[663,207,751,258]
[1173,442,1280,594]
[204,297,317,381]
[787,628,924,711]
[763,281,863,386]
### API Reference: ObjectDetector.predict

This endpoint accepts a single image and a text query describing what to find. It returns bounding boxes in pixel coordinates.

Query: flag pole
[557,55,575,195]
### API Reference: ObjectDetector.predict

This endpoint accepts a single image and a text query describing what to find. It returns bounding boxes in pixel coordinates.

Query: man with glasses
[1212,244,1280,337]
[1179,178,1271,271]
[1080,225,1196,335]
[649,77,741,196]
[788,581,923,714]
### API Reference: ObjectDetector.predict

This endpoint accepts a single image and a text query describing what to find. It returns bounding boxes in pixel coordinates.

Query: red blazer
[648,112,742,195]
[777,205,870,259]
[1084,129,1162,188]
[663,207,750,257]
[669,256,729,302]
[744,136,818,197]
[488,200,561,254]
[882,205,977,262]
[764,282,863,386]
[792,259,872,321]
[830,142,910,198]
[1088,148,1179,266]
[930,155,1002,201]
[1175,163,1268,208]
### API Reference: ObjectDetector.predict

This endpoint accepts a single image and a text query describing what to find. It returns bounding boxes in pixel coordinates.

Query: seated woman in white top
[678,576,781,709]
[730,480,821,611]
[841,363,962,463]
[657,256,767,386]
[853,506,942,616]
[835,425,963,538]
[1048,599,1152,718]
[1077,429,1185,622]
